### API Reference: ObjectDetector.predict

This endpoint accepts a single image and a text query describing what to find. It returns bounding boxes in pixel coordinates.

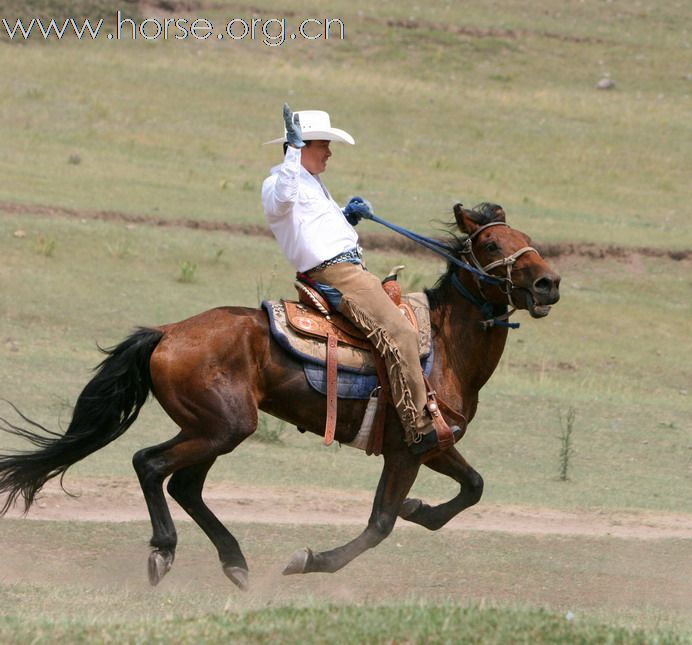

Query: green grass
[0,603,686,644]
[1,0,690,248]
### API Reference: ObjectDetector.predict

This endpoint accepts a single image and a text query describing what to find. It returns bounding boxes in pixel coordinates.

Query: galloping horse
[0,203,560,590]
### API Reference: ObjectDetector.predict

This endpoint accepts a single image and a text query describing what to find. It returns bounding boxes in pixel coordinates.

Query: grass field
[1,601,685,644]
[2,0,690,247]
[2,213,690,512]
[1,0,691,641]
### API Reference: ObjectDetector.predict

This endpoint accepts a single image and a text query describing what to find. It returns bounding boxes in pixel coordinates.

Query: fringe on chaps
[340,296,421,444]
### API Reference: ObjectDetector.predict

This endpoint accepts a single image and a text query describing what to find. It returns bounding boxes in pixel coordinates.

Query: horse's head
[453,202,561,318]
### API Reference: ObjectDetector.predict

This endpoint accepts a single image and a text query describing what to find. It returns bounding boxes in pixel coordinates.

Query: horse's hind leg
[132,435,185,585]
[283,449,420,575]
[166,459,249,591]
[132,431,251,586]
[398,446,483,531]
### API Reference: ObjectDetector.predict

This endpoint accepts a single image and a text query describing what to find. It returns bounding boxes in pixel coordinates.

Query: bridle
[359,212,542,330]
[444,222,540,329]
[458,222,540,318]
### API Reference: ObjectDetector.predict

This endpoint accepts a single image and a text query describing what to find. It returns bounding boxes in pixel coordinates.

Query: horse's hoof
[148,549,174,586]
[399,498,423,519]
[282,547,312,575]
[223,565,249,591]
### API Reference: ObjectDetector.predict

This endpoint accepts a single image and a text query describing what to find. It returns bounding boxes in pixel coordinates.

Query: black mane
[424,203,505,311]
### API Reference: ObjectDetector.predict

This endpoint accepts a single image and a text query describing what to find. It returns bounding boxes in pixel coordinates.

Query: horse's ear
[453,203,480,235]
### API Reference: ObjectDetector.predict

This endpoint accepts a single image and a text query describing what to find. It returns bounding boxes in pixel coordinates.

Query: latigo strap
[324,333,339,445]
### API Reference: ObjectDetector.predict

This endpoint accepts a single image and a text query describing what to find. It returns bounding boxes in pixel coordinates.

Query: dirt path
[2,200,690,261]
[5,477,691,541]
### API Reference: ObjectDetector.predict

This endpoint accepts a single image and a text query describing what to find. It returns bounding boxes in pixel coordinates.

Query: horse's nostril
[533,277,553,293]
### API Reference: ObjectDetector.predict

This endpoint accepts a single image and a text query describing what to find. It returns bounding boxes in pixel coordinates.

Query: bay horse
[0,203,560,591]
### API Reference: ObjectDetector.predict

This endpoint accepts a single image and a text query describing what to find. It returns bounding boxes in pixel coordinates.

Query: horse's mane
[425,203,504,311]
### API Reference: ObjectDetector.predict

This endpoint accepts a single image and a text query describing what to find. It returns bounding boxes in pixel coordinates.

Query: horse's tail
[0,327,164,515]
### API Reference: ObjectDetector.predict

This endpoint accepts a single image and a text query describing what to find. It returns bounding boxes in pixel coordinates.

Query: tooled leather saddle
[264,271,460,455]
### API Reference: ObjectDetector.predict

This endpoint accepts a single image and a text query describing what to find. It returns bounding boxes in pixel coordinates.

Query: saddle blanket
[304,348,434,400]
[262,292,434,400]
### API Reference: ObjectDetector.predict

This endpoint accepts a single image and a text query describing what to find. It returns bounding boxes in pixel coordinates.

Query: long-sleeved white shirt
[262,146,358,273]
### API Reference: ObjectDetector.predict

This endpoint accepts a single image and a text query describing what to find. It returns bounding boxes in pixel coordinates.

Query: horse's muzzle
[534,273,560,301]
[514,272,560,318]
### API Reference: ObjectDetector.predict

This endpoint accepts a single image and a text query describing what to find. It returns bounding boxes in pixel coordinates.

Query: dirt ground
[6,476,692,541]
[2,478,692,628]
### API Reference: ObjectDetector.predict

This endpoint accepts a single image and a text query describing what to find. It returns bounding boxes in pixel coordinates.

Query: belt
[307,247,362,274]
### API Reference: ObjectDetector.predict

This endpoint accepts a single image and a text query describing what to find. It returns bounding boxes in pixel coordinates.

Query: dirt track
[6,477,692,541]
[2,200,690,261]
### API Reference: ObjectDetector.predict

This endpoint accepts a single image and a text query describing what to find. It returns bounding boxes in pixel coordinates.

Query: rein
[364,214,538,330]
[363,213,503,285]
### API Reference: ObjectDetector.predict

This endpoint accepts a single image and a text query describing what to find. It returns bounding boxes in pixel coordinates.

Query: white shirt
[262,146,359,273]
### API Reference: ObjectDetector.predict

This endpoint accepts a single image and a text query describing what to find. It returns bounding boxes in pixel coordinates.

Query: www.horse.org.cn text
[1,12,347,46]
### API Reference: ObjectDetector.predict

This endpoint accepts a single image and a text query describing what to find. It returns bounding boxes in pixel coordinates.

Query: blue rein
[363,213,502,285]
[363,213,520,330]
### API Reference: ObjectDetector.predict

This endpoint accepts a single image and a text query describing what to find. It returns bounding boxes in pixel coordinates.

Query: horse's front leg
[283,449,420,575]
[399,446,483,531]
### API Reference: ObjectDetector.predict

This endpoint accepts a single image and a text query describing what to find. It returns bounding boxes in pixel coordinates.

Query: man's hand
[343,196,374,226]
[283,103,305,149]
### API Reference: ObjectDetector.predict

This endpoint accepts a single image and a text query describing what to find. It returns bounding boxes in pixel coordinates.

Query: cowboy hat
[264,110,355,145]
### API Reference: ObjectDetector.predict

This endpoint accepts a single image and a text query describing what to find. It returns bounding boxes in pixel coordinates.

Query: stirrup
[409,425,462,455]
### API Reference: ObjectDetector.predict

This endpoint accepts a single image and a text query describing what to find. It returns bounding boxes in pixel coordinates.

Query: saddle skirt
[262,292,432,375]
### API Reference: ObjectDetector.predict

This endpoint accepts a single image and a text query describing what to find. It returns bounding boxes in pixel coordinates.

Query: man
[262,104,454,454]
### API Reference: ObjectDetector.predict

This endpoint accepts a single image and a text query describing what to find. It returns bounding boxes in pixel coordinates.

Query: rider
[262,104,455,454]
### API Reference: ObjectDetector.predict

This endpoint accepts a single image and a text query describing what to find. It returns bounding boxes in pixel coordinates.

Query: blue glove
[343,196,374,226]
[283,103,305,149]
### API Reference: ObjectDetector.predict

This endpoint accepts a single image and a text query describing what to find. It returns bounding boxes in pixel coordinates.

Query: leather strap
[422,376,466,430]
[436,396,467,435]
[324,333,339,445]
[423,377,455,451]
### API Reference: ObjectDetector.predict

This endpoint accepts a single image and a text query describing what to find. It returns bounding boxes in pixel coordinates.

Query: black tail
[0,327,164,514]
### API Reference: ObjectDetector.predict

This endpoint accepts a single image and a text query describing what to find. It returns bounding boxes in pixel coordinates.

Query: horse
[0,202,560,591]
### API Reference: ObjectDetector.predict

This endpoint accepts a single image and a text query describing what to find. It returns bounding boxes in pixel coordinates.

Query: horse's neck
[429,286,509,416]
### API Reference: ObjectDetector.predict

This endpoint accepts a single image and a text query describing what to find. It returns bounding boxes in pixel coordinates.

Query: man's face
[300,140,332,174]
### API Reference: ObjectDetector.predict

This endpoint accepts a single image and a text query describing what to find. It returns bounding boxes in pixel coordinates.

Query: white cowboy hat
[264,110,355,145]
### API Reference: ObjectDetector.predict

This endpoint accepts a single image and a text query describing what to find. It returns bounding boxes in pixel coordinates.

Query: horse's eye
[484,241,499,253]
